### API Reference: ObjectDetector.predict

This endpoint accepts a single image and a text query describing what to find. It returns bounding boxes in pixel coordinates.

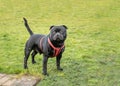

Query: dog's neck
[51,41,64,47]
[48,37,64,57]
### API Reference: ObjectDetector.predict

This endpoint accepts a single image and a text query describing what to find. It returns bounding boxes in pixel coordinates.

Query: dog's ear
[50,25,54,30]
[62,25,68,29]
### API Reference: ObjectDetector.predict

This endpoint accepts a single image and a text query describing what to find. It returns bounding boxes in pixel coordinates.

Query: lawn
[0,0,120,86]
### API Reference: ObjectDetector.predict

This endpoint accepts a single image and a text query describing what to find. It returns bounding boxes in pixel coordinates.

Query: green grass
[0,0,120,85]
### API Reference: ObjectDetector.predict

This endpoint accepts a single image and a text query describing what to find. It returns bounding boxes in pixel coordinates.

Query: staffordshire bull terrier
[23,18,67,75]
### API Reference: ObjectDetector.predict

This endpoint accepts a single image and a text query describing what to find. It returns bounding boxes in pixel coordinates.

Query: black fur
[23,18,67,75]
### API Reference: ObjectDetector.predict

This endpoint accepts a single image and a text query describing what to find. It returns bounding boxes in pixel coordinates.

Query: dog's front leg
[56,54,63,71]
[42,55,49,75]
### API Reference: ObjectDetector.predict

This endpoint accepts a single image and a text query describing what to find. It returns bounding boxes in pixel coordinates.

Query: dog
[23,18,67,75]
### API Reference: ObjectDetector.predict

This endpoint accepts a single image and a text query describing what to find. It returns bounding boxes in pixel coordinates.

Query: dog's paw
[32,61,36,64]
[42,72,49,76]
[24,65,28,69]
[57,68,63,71]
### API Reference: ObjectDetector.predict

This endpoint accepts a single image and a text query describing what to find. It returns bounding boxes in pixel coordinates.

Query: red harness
[40,37,64,57]
[48,38,65,57]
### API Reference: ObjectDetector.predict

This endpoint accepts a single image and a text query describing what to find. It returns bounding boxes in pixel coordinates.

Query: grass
[0,0,120,85]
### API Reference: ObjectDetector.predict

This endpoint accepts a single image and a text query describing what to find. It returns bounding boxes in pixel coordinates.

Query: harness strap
[39,37,45,52]
[48,38,65,57]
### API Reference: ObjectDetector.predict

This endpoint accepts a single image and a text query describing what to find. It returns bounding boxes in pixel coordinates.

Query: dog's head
[49,25,67,42]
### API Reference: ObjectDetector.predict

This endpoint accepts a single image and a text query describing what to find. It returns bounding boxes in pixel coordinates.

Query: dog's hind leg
[24,42,32,69]
[24,51,31,69]
[31,50,38,64]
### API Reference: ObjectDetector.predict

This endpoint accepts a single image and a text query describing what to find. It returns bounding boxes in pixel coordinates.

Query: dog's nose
[56,33,60,36]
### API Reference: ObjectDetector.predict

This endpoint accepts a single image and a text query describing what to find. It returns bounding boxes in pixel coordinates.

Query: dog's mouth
[53,35,63,41]
[56,38,61,41]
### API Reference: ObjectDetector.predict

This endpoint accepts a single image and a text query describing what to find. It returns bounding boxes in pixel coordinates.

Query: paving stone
[0,75,11,85]
[13,76,40,86]
[3,79,17,86]
[0,74,40,86]
[0,74,6,79]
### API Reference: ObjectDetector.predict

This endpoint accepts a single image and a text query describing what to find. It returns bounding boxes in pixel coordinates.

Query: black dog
[23,18,67,75]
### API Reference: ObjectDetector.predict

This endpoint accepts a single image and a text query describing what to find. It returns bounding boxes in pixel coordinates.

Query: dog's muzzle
[53,33,63,41]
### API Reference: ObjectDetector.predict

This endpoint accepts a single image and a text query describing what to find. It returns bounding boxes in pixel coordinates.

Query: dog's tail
[23,17,34,35]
